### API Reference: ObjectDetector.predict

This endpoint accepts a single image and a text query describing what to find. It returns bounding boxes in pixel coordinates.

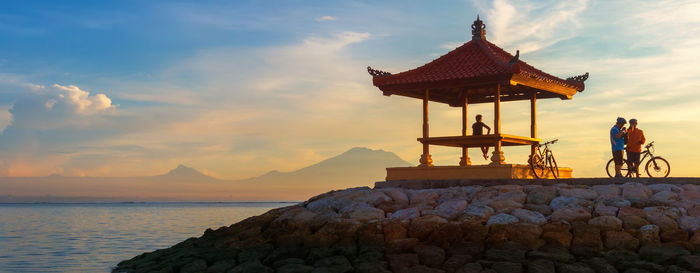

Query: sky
[0,0,699,179]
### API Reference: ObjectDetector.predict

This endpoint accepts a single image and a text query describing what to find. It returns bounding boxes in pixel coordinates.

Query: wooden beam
[419,89,433,167]
[491,84,505,164]
[460,95,471,166]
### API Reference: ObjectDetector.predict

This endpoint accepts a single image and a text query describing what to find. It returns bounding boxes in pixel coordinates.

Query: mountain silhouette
[0,147,411,201]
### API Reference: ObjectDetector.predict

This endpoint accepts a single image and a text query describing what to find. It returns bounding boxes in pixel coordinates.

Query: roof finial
[471,15,486,40]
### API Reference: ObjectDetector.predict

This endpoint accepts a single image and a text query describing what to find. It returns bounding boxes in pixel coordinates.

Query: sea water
[0,202,293,272]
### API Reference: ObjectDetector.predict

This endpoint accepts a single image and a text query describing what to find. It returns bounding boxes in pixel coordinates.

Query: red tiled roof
[371,36,586,94]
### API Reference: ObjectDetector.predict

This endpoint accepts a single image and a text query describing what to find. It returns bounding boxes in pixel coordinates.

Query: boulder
[592,185,621,199]
[550,196,587,211]
[660,228,688,243]
[604,231,639,250]
[496,190,527,203]
[410,191,440,207]
[527,246,575,263]
[622,216,650,231]
[622,183,653,200]
[603,198,632,208]
[486,213,519,226]
[571,222,603,257]
[427,222,463,247]
[406,265,446,273]
[638,225,661,245]
[383,221,407,242]
[526,186,557,205]
[455,263,482,273]
[506,223,544,249]
[487,199,524,213]
[542,222,573,248]
[408,215,448,240]
[511,208,546,225]
[687,206,700,217]
[639,243,690,264]
[680,190,700,202]
[391,207,421,220]
[676,255,700,271]
[559,188,599,200]
[388,253,420,271]
[588,216,623,232]
[442,254,473,273]
[618,206,647,219]
[460,205,495,223]
[341,204,385,221]
[648,184,684,193]
[229,260,274,273]
[646,214,678,231]
[313,255,353,273]
[551,206,592,223]
[460,221,489,242]
[382,188,409,204]
[527,259,555,273]
[594,205,619,217]
[523,204,553,216]
[180,259,207,273]
[556,263,595,273]
[582,257,617,273]
[483,244,527,263]
[414,244,446,268]
[679,216,700,232]
[651,191,679,204]
[435,200,468,220]
[386,238,420,253]
[491,262,522,273]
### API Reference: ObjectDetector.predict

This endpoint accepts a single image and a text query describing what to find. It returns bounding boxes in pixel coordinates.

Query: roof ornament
[509,50,520,64]
[566,72,589,83]
[367,66,392,77]
[471,15,486,40]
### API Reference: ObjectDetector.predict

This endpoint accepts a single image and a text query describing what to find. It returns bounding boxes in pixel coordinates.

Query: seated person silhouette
[472,114,491,160]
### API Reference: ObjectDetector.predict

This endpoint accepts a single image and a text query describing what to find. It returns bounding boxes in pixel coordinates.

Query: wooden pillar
[490,84,505,165]
[459,95,471,166]
[419,89,433,167]
[530,91,537,159]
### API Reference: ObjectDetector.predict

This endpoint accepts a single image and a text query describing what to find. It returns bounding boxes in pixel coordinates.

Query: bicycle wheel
[530,153,546,179]
[645,157,670,178]
[547,151,559,179]
[606,158,631,178]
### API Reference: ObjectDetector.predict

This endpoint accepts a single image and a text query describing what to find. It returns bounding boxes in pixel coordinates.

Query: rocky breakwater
[114,182,700,273]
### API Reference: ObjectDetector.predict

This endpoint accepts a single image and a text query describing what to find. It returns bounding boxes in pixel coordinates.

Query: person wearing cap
[610,117,627,178]
[626,119,646,177]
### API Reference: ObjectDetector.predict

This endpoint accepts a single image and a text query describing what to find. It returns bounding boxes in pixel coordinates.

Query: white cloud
[51,84,114,114]
[477,0,589,53]
[316,15,336,22]
[440,41,464,50]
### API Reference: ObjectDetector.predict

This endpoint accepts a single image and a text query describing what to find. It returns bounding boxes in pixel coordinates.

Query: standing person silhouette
[472,114,491,160]
[626,118,646,177]
[610,117,627,178]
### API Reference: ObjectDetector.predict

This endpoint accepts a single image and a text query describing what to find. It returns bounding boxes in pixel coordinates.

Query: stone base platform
[386,164,572,181]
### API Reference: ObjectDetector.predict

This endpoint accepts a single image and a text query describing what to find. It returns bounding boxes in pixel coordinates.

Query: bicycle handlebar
[536,139,558,146]
[645,141,655,149]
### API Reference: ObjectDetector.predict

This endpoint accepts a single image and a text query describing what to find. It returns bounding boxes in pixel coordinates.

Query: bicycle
[605,141,670,178]
[530,139,559,179]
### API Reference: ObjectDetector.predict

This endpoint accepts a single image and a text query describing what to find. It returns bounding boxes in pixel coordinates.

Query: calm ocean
[0,202,293,272]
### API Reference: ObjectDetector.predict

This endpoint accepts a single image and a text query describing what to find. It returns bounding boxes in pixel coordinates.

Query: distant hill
[0,147,411,202]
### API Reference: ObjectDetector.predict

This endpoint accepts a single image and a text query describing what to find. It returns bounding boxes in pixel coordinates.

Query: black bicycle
[605,141,670,178]
[530,139,559,179]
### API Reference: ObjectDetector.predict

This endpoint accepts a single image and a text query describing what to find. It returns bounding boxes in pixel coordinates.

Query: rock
[414,244,446,268]
[276,263,314,273]
[689,231,700,249]
[557,263,595,273]
[527,186,557,205]
[648,184,684,194]
[427,222,462,247]
[391,207,421,220]
[523,204,553,216]
[435,200,468,220]
[486,213,519,226]
[342,204,385,221]
[491,262,522,273]
[622,216,650,230]
[559,188,599,200]
[382,188,409,204]
[676,255,700,271]
[506,223,544,249]
[527,259,555,273]
[638,225,661,245]
[456,263,482,273]
[496,190,527,203]
[313,255,353,273]
[388,253,419,272]
[688,206,700,217]
[588,216,623,232]
[604,231,639,250]
[639,243,690,264]
[592,185,621,199]
[443,255,473,273]
[551,206,592,223]
[550,196,588,211]
[618,206,647,219]
[408,215,447,240]
[617,262,661,273]
[651,191,679,204]
[206,259,237,273]
[180,259,207,273]
[229,260,274,273]
[571,222,603,257]
[491,185,523,192]
[386,238,419,253]
[603,198,632,208]
[583,257,618,273]
[460,221,488,242]
[511,209,546,225]
[594,205,619,217]
[622,183,653,200]
[410,191,439,206]
[487,199,523,213]
[460,205,495,223]
[542,222,572,248]
[679,216,700,232]
[680,190,700,202]
[646,214,678,231]
[406,265,445,273]
[484,244,527,263]
[603,249,640,266]
[272,258,305,268]
[527,247,575,263]
[384,221,407,242]
[660,228,688,243]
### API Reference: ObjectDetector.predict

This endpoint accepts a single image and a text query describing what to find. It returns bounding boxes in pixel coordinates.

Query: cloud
[476,0,589,53]
[316,15,336,22]
[51,84,114,114]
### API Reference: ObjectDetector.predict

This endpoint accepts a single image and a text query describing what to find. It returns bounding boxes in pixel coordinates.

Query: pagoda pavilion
[368,16,588,180]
